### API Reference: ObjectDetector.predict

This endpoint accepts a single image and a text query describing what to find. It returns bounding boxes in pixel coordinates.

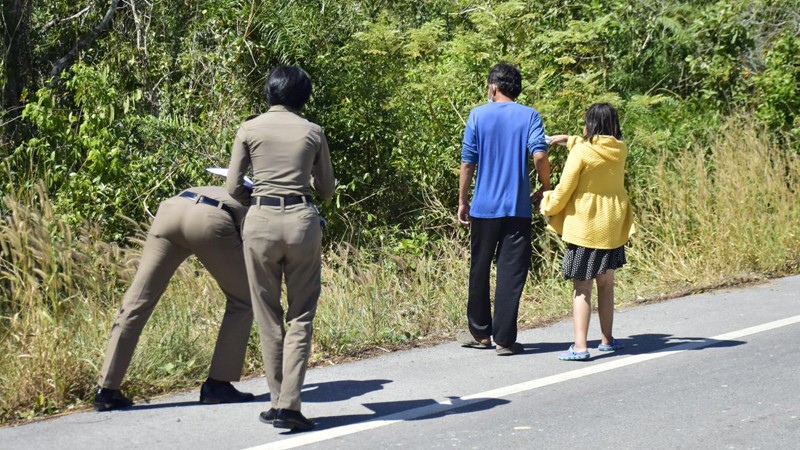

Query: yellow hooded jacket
[540,135,634,249]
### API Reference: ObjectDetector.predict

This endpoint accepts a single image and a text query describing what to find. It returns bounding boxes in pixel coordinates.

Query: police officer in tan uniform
[94,186,255,411]
[227,66,334,432]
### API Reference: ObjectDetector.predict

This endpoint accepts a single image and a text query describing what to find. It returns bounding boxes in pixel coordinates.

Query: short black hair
[265,65,312,111]
[583,102,622,143]
[487,63,522,99]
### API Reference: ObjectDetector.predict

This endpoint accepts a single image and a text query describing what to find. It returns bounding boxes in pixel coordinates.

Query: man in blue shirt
[457,63,550,355]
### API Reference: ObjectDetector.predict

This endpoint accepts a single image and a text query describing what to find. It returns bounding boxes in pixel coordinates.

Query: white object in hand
[206,167,254,189]
[544,135,567,146]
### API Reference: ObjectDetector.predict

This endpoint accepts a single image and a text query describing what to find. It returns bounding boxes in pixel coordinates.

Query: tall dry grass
[0,187,122,419]
[623,122,800,294]
[1,122,798,423]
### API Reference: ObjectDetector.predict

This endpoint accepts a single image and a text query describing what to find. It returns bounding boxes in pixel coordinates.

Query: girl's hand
[548,134,568,146]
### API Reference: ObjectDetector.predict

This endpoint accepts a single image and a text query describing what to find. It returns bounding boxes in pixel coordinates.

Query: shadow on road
[302,396,510,433]
[124,379,393,411]
[302,379,393,403]
[124,399,199,412]
[620,333,746,357]
[522,333,746,361]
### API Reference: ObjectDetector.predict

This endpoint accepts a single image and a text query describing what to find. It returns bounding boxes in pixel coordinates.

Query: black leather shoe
[93,388,133,411]
[259,408,278,424]
[273,409,315,431]
[199,379,255,404]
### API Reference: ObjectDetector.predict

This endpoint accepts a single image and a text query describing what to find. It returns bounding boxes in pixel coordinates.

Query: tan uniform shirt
[226,105,335,205]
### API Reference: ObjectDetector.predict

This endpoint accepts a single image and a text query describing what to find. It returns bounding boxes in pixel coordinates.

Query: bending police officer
[94,186,255,411]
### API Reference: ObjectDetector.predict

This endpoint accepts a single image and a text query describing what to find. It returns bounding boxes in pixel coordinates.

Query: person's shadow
[301,379,392,403]
[293,396,510,433]
[127,379,392,411]
[522,333,746,361]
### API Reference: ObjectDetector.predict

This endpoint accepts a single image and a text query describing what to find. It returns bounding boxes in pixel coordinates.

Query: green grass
[1,122,799,423]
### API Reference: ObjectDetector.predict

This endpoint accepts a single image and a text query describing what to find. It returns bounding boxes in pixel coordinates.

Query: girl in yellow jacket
[541,103,634,361]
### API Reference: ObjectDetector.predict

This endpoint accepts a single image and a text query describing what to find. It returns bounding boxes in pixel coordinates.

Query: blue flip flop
[598,339,625,352]
[558,345,590,361]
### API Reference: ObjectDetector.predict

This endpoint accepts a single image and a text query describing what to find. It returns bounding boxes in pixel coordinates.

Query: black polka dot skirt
[562,243,626,280]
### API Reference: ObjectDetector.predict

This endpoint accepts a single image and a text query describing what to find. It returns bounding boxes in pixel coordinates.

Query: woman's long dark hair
[583,103,622,143]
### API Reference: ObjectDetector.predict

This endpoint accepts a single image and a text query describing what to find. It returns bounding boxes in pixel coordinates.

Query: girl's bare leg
[596,269,615,346]
[572,278,593,352]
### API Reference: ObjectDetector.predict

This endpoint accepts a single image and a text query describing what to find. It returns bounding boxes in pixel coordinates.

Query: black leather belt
[179,191,235,217]
[251,195,312,207]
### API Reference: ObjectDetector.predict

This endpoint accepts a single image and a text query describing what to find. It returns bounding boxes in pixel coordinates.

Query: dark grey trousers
[467,217,531,347]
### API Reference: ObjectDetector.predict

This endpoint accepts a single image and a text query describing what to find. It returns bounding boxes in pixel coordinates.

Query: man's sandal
[495,342,524,356]
[456,331,491,349]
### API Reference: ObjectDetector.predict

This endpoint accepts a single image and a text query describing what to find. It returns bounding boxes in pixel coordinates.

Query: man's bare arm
[458,162,475,226]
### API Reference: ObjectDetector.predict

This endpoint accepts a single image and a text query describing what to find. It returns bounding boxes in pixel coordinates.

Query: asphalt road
[2,276,799,450]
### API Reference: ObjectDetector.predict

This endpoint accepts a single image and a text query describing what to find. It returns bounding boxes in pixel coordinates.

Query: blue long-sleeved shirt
[461,101,547,218]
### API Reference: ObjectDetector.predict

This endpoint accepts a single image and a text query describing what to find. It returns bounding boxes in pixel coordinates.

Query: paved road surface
[2,276,799,449]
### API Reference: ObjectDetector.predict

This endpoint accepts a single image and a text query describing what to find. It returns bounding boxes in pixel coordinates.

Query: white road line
[244,314,800,450]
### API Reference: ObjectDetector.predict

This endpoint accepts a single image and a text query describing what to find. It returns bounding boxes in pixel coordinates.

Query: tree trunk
[1,0,33,146]
[49,0,121,83]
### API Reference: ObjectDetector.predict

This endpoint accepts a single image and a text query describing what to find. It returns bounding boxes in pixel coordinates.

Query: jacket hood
[570,135,627,162]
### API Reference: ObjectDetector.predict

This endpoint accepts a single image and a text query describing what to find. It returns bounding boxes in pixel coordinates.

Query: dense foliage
[2,0,798,242]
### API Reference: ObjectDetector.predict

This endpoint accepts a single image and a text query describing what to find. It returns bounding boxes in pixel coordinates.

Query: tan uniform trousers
[243,201,321,411]
[99,196,253,389]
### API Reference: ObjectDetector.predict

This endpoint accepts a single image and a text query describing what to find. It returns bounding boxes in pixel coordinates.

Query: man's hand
[458,162,476,227]
[457,203,471,226]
